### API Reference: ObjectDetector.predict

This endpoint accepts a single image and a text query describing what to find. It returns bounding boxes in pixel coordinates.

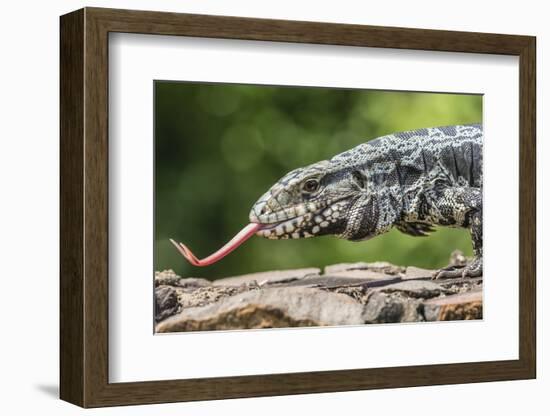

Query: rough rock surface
[155,252,483,332]
[156,287,366,332]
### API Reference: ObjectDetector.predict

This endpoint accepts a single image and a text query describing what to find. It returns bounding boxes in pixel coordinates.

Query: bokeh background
[155,81,482,279]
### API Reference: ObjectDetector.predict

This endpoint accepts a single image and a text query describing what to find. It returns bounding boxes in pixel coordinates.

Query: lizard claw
[432,257,483,280]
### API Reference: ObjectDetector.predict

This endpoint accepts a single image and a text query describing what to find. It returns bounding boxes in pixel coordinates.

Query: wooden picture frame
[60,7,536,408]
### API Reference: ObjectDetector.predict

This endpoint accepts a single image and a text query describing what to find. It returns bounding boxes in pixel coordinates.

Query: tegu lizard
[171,124,483,279]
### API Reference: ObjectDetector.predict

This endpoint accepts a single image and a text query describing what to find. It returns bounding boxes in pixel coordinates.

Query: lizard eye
[302,178,320,193]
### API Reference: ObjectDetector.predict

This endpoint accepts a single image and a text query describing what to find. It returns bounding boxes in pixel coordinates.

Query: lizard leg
[432,187,482,279]
[433,216,482,279]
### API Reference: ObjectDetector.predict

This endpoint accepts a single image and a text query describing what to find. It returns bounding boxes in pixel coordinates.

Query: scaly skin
[249,124,483,279]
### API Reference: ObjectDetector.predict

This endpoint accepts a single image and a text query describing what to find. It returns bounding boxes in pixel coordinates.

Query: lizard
[171,124,483,279]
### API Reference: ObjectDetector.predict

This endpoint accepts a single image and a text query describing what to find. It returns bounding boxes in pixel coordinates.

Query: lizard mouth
[253,213,314,239]
[250,194,355,240]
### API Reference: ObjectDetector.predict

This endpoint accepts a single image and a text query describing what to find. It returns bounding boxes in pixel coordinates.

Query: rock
[153,256,482,329]
[326,285,370,303]
[212,268,320,287]
[155,285,179,322]
[176,285,254,309]
[324,262,371,274]
[438,277,483,294]
[176,277,212,289]
[325,262,404,275]
[155,270,212,290]
[360,277,404,288]
[322,269,395,281]
[154,269,181,287]
[423,290,482,321]
[156,287,366,332]
[288,275,373,288]
[362,292,423,323]
[380,280,447,298]
[402,266,435,280]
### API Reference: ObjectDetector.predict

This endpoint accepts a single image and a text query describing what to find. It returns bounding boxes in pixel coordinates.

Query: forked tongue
[170,223,263,267]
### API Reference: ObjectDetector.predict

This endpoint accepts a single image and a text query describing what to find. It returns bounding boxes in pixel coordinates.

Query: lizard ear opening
[351,170,367,190]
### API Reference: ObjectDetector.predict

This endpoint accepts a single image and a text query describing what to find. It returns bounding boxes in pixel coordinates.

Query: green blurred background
[155,81,482,280]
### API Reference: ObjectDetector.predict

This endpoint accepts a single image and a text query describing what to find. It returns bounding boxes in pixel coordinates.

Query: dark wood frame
[60,7,536,408]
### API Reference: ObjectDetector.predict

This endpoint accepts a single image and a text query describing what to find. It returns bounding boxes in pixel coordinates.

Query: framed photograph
[60,7,536,407]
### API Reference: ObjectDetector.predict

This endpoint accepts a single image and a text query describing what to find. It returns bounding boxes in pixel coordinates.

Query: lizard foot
[432,257,483,280]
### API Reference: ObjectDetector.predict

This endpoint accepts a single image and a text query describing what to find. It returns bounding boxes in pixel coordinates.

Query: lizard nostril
[254,201,269,217]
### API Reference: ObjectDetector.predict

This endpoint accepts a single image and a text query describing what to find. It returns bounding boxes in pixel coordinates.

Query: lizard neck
[338,166,404,241]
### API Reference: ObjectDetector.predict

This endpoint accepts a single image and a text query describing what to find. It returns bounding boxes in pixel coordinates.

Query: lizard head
[172,143,397,267]
[249,160,364,240]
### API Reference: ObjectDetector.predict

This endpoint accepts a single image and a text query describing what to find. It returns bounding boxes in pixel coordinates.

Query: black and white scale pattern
[249,124,483,278]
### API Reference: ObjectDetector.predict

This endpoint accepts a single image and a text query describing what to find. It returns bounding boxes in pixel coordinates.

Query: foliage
[155,82,482,279]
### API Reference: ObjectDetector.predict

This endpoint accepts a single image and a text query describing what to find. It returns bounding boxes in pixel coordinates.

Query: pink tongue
[170,223,263,267]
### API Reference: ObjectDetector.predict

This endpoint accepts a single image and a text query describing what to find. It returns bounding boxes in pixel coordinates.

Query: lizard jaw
[251,197,351,240]
[253,213,316,240]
